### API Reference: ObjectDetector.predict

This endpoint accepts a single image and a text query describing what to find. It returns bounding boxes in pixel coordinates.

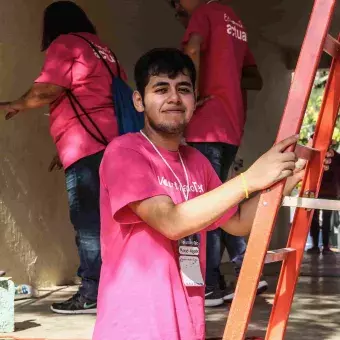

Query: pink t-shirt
[35,32,126,169]
[182,3,256,146]
[93,133,237,340]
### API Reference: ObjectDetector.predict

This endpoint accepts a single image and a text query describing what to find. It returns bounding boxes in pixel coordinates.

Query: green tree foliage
[300,70,340,149]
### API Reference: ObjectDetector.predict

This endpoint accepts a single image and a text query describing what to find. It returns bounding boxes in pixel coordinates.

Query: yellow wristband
[240,173,249,199]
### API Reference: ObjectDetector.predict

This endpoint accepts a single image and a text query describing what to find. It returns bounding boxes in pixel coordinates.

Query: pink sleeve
[243,46,256,67]
[35,35,74,88]
[100,145,168,224]
[205,162,238,231]
[182,7,210,51]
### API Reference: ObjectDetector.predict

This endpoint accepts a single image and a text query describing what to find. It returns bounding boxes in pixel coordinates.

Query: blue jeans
[189,142,247,289]
[65,151,104,302]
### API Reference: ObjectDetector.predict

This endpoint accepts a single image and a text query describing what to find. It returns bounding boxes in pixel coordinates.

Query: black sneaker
[50,293,97,315]
[223,278,269,302]
[257,278,268,295]
[322,246,334,255]
[205,287,224,307]
[307,246,321,254]
[222,283,235,302]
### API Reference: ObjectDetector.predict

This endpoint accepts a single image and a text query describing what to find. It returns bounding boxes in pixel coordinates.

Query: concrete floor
[2,253,340,340]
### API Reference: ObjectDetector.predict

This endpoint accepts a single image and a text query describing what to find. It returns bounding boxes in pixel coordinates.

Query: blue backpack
[67,34,144,146]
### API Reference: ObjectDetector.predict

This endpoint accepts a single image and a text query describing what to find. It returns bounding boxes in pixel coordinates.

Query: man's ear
[133,91,144,113]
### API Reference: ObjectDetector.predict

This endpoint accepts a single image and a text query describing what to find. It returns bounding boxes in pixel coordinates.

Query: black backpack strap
[109,49,122,78]
[65,33,122,146]
[66,90,108,146]
[71,33,121,78]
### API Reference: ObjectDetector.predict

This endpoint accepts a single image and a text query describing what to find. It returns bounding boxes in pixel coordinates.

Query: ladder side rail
[265,37,340,340]
[223,1,336,339]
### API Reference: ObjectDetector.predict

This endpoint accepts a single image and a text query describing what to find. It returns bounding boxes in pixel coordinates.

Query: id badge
[178,234,204,287]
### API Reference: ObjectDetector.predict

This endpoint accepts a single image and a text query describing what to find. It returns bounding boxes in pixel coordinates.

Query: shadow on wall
[0,112,78,288]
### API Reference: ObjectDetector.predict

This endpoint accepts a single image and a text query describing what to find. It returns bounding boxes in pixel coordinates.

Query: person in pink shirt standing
[0,1,126,314]
[93,47,307,340]
[172,0,265,306]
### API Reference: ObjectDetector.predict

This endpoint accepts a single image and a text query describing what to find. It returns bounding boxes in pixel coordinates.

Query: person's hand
[0,102,19,120]
[48,154,62,172]
[244,135,299,193]
[283,145,335,195]
[323,147,335,171]
[229,158,244,179]
[196,95,213,108]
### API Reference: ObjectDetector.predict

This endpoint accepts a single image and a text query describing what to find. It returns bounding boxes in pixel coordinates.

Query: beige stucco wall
[238,38,292,250]
[0,0,77,288]
[0,0,184,288]
[0,0,295,287]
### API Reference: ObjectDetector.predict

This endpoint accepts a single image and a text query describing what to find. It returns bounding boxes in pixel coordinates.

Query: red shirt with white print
[182,2,256,146]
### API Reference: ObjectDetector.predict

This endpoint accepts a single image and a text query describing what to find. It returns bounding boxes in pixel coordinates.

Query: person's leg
[218,144,242,282]
[51,151,104,314]
[189,142,225,306]
[218,144,268,299]
[308,210,321,254]
[322,209,332,254]
[221,233,246,277]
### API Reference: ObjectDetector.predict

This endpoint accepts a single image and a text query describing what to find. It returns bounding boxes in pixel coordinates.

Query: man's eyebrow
[152,81,170,88]
[177,81,193,87]
[151,81,193,88]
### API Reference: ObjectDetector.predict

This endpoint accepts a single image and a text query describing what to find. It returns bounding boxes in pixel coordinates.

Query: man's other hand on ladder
[244,135,335,197]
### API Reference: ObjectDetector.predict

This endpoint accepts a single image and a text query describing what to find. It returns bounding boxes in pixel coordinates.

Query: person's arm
[129,135,299,240]
[1,35,75,120]
[223,145,337,235]
[241,65,263,91]
[242,45,263,91]
[0,83,64,119]
[129,175,245,241]
[221,175,299,236]
[182,7,209,99]
[184,33,202,96]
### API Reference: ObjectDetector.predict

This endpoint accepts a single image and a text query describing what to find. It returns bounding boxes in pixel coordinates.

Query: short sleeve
[35,35,74,88]
[182,7,210,51]
[205,161,238,230]
[100,145,168,224]
[243,46,256,67]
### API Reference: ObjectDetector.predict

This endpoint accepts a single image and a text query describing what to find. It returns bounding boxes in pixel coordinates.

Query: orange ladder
[223,0,340,339]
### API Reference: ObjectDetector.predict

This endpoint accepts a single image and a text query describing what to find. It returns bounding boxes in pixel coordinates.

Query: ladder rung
[265,248,296,264]
[282,196,340,211]
[295,144,319,161]
[324,34,340,58]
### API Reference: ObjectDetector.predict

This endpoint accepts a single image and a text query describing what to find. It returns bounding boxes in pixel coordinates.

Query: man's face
[134,72,196,135]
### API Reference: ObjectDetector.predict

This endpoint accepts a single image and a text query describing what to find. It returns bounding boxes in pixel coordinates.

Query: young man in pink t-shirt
[0,1,126,314]
[172,0,265,306]
[93,47,306,340]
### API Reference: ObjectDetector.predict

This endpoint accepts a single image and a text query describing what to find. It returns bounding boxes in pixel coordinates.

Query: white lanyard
[140,130,190,201]
[206,0,218,4]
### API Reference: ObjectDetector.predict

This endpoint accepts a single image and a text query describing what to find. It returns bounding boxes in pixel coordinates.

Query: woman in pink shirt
[0,1,124,314]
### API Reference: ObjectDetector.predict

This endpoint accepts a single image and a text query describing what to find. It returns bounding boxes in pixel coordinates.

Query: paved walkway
[2,253,340,340]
